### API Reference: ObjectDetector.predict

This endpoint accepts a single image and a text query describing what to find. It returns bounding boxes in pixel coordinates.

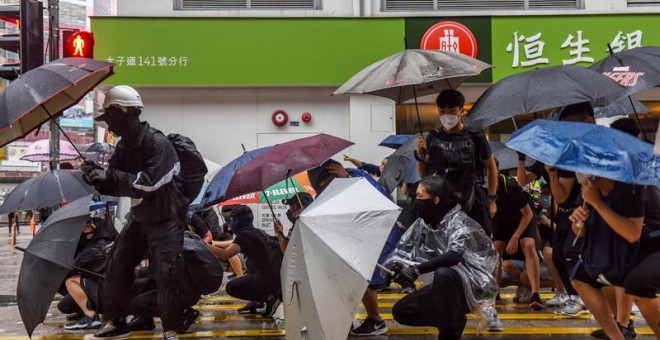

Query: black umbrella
[464,65,627,129]
[0,170,96,215]
[490,142,534,171]
[15,194,93,337]
[589,46,660,139]
[0,57,114,148]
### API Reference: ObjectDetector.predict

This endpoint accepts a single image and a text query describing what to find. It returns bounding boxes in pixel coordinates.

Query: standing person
[416,89,498,235]
[388,175,499,340]
[517,102,594,315]
[7,211,15,235]
[492,173,543,310]
[80,85,190,340]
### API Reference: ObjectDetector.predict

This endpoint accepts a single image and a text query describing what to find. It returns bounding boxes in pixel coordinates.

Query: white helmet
[102,85,144,109]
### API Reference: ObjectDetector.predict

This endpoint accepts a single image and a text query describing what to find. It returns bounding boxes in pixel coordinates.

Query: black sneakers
[529,292,544,311]
[126,317,156,332]
[237,301,266,315]
[177,308,200,333]
[83,318,130,340]
[261,296,282,318]
[590,320,637,339]
[350,318,388,336]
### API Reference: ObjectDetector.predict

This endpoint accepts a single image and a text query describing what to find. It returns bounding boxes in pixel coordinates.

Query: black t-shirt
[189,213,210,238]
[233,229,276,277]
[640,186,660,258]
[528,161,549,184]
[494,175,530,229]
[425,126,491,182]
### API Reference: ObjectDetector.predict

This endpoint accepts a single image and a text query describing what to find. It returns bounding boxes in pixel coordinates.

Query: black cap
[283,192,314,207]
[220,204,239,218]
[230,205,253,219]
[308,159,341,194]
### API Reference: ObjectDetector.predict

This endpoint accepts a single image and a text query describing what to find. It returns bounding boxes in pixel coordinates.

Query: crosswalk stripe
[199,293,558,303]
[4,326,653,339]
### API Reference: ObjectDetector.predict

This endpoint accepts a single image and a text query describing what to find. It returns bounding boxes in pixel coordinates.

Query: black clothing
[556,170,582,209]
[552,210,581,296]
[359,162,381,177]
[416,250,462,274]
[424,126,493,235]
[226,274,280,303]
[202,209,223,241]
[578,182,644,286]
[93,122,189,223]
[639,186,660,260]
[92,122,188,333]
[528,161,549,184]
[233,229,281,280]
[624,252,660,298]
[75,218,117,274]
[493,176,538,242]
[392,267,470,340]
[189,212,210,238]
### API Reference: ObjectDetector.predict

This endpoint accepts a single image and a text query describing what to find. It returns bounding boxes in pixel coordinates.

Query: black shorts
[493,220,538,242]
[624,252,660,298]
[572,264,627,289]
[81,277,101,311]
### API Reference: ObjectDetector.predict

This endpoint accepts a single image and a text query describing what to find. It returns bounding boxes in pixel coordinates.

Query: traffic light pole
[48,0,59,170]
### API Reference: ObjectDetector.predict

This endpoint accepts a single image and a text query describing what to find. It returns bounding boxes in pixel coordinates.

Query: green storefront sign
[491,15,660,81]
[92,17,404,86]
[91,14,658,86]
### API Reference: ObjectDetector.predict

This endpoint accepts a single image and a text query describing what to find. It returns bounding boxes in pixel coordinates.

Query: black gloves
[80,160,106,183]
[517,151,526,161]
[389,263,419,289]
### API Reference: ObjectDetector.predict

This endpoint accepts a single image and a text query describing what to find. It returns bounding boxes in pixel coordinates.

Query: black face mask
[286,210,297,224]
[414,198,441,226]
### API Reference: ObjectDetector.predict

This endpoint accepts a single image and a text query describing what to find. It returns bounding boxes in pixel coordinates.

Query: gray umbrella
[0,170,96,215]
[16,194,93,337]
[547,96,650,120]
[464,65,627,129]
[490,142,534,171]
[378,133,425,193]
[334,49,491,103]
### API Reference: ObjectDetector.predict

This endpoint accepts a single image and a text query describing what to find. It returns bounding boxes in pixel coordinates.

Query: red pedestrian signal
[63,30,94,58]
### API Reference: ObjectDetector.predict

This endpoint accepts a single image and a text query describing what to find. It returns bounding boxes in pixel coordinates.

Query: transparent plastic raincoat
[384,205,499,326]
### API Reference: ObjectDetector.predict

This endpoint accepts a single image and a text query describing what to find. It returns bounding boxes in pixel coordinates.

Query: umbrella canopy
[379,134,414,149]
[590,46,660,96]
[282,178,400,340]
[333,49,491,103]
[16,194,93,337]
[83,142,115,163]
[0,170,96,215]
[490,141,534,171]
[200,147,272,207]
[0,58,114,148]
[378,133,424,193]
[224,134,353,202]
[547,96,649,120]
[20,139,81,162]
[465,65,626,129]
[220,172,316,205]
[505,120,660,186]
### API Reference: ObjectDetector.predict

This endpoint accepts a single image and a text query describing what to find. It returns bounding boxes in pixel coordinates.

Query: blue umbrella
[379,134,414,149]
[201,146,272,207]
[506,120,660,186]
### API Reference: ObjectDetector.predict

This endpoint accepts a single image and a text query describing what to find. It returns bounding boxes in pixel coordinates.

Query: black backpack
[168,134,208,201]
[183,232,224,295]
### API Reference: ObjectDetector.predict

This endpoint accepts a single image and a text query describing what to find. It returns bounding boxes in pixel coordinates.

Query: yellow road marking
[4,326,653,339]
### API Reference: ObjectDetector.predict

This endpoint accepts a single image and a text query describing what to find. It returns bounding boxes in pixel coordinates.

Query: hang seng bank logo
[603,66,644,87]
[420,21,478,58]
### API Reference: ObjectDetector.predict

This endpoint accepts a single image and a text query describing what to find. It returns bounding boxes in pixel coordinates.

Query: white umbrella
[281,178,401,340]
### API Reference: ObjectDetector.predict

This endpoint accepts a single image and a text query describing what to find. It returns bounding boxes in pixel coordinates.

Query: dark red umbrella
[0,57,114,148]
[223,134,353,201]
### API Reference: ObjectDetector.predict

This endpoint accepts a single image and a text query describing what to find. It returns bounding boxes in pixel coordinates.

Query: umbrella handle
[46,111,87,162]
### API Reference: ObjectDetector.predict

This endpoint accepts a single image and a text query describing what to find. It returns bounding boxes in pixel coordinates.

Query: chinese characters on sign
[105,56,189,67]
[506,30,644,68]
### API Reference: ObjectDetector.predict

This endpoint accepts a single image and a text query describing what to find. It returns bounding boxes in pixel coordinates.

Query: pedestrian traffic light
[0,0,43,81]
[63,30,94,58]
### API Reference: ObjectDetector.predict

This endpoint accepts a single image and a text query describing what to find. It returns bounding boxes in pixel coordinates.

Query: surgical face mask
[539,195,551,210]
[439,114,459,130]
[575,172,593,185]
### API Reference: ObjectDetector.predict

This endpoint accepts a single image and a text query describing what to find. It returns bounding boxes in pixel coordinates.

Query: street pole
[48,0,59,171]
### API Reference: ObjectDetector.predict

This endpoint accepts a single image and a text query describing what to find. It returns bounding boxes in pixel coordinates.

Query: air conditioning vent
[179,0,319,10]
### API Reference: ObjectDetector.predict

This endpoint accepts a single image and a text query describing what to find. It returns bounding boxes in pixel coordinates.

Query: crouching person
[207,205,283,317]
[61,218,118,330]
[385,176,499,340]
[127,232,223,334]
